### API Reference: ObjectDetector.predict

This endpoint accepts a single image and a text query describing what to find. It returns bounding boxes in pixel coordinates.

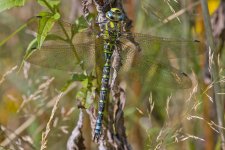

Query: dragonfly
[25,8,201,141]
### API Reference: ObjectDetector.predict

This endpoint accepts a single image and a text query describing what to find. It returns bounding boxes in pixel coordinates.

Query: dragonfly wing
[26,45,78,71]
[119,32,201,60]
[26,18,104,72]
[27,17,97,43]
[117,39,192,89]
[25,40,103,72]
[121,55,192,89]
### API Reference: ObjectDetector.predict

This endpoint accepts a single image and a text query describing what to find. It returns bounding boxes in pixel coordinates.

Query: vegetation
[0,0,224,149]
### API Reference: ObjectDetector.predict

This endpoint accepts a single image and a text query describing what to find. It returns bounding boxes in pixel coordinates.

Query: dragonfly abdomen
[94,42,114,140]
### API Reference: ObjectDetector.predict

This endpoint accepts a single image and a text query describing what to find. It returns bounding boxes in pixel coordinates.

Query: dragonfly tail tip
[93,133,101,143]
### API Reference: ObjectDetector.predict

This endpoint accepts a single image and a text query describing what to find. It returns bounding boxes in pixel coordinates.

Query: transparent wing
[26,18,197,89]
[27,17,96,44]
[118,45,192,89]
[26,18,103,72]
[25,38,104,72]
[55,23,98,45]
[119,32,201,60]
[122,60,192,89]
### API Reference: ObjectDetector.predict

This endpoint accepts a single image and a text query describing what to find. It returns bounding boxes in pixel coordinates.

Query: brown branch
[67,109,85,150]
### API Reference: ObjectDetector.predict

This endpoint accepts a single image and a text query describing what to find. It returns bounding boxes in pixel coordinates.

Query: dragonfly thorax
[104,8,124,41]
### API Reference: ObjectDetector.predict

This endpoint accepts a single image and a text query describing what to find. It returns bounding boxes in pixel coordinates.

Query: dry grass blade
[162,1,200,23]
[0,83,77,147]
[40,93,63,150]
[0,125,36,149]
[150,1,200,31]
[18,77,55,112]
[164,0,180,22]
[147,92,154,115]
[0,66,18,85]
[165,95,172,118]
[186,115,225,134]
[179,133,205,142]
[146,74,205,149]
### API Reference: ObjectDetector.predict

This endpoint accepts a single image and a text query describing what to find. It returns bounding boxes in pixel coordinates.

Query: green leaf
[37,0,60,9]
[18,38,38,73]
[0,0,25,12]
[75,13,95,31]
[53,12,60,20]
[81,78,89,87]
[60,73,88,92]
[76,88,88,108]
[71,74,87,81]
[23,38,38,60]
[37,12,60,48]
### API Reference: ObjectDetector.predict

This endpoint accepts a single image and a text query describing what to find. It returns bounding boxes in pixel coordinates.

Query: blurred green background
[0,0,224,149]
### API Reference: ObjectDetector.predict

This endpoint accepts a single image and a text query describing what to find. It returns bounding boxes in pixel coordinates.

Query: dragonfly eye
[106,11,112,18]
[106,11,116,21]
[106,8,124,22]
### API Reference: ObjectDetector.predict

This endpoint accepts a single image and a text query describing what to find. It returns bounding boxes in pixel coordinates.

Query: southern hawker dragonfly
[24,8,201,141]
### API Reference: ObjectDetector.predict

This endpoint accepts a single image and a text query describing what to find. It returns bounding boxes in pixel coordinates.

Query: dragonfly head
[106,8,125,22]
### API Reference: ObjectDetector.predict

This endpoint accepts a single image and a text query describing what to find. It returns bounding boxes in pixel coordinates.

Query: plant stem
[41,0,55,12]
[40,0,82,69]
[200,0,225,149]
[0,18,36,47]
